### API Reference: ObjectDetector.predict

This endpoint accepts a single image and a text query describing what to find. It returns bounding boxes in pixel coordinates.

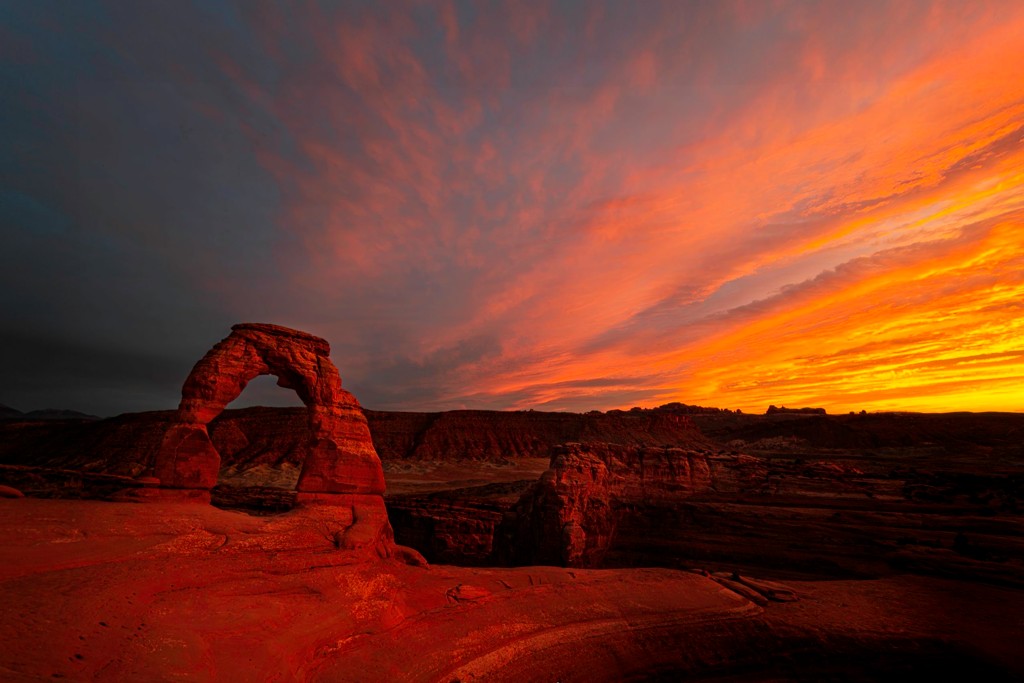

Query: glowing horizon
[2,1,1023,415]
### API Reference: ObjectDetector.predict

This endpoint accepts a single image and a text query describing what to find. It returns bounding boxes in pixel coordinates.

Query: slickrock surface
[2,498,1020,681]
[0,499,762,682]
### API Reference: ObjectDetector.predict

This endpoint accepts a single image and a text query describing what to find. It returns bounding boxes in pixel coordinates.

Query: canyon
[3,405,1021,584]
[3,398,1024,679]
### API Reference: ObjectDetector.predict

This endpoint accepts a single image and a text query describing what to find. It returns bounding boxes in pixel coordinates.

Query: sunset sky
[2,1,1023,416]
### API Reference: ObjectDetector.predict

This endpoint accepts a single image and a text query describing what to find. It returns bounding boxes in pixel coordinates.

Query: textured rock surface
[0,406,714,482]
[501,440,1024,586]
[4,409,1023,477]
[385,474,547,566]
[3,408,1024,583]
[154,323,385,497]
[386,496,507,565]
[368,408,714,460]
[143,323,407,561]
[510,443,713,566]
[0,484,23,498]
[3,498,1021,681]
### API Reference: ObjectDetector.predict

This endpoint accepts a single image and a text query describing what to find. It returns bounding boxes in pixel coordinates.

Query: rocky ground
[3,498,1022,682]
[2,407,1024,679]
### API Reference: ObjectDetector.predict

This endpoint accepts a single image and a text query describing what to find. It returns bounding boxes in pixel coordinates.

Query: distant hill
[0,405,100,421]
[0,404,22,420]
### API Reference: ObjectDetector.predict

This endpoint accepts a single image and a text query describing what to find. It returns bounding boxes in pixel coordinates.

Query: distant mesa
[603,402,744,416]
[766,404,826,416]
[652,402,740,415]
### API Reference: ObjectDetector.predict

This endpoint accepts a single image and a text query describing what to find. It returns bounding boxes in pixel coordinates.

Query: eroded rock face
[153,323,385,497]
[150,323,409,560]
[368,409,714,461]
[510,443,713,567]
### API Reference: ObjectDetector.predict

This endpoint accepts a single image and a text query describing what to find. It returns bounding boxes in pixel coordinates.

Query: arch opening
[210,372,314,514]
[225,374,306,410]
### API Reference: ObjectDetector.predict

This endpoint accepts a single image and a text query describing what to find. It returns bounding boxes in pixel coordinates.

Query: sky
[2,0,1023,417]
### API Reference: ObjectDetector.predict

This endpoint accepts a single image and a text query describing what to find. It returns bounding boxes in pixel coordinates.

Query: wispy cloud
[2,1,1022,414]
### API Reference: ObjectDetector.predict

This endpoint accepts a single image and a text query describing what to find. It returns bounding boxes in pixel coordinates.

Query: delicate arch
[153,323,385,496]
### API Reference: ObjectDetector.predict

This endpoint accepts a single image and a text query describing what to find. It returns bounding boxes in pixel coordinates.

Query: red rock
[735,575,800,602]
[510,442,713,567]
[0,405,714,481]
[0,484,24,498]
[386,496,509,565]
[367,408,714,461]
[710,575,770,606]
[149,323,403,559]
[153,323,385,496]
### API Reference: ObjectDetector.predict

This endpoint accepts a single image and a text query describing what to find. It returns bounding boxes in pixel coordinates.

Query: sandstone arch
[153,323,386,499]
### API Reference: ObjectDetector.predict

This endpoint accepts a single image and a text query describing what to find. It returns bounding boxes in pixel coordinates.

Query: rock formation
[367,407,714,460]
[4,405,1024,582]
[387,495,508,565]
[5,497,1023,680]
[509,443,713,567]
[0,484,24,498]
[150,323,407,559]
[766,404,827,415]
[154,323,384,497]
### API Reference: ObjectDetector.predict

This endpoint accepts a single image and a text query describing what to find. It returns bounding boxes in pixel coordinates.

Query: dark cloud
[0,328,185,415]
[352,334,503,409]
[1,1,1021,415]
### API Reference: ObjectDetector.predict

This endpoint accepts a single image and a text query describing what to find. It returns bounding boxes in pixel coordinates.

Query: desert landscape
[2,323,1023,681]
[5,1,1024,680]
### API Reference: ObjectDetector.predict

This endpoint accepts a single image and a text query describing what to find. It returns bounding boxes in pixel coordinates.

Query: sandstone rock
[0,484,24,498]
[445,584,492,603]
[366,408,714,461]
[386,496,507,565]
[0,404,714,483]
[510,443,713,567]
[153,323,385,496]
[710,575,770,606]
[735,575,799,602]
[149,323,399,559]
[5,405,1024,585]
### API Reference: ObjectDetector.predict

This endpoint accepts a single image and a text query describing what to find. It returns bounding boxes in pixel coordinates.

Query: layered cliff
[366,408,713,460]
[509,443,713,566]
[3,408,1023,586]
[498,441,1024,586]
[0,406,713,478]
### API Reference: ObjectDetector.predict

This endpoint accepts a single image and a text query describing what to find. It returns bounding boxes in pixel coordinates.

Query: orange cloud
[220,2,1024,413]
